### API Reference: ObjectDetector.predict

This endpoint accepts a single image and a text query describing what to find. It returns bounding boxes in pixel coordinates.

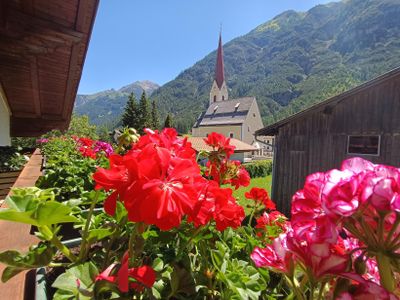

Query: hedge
[243,160,273,178]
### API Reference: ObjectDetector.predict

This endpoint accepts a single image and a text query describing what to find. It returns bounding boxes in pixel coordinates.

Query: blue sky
[78,0,334,94]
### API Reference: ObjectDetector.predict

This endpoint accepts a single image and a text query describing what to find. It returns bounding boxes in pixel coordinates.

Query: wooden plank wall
[0,171,20,200]
[273,74,400,216]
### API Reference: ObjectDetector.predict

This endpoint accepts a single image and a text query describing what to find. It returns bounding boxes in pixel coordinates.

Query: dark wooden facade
[256,67,400,215]
[0,0,99,137]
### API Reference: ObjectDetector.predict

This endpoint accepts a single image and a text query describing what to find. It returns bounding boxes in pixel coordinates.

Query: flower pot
[34,238,82,300]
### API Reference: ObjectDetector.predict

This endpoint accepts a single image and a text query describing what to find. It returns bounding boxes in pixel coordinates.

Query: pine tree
[164,113,173,128]
[121,93,140,129]
[138,91,151,133]
[150,100,160,130]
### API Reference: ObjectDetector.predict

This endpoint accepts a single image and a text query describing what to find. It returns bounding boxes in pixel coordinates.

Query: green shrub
[243,160,273,178]
[36,137,107,202]
[0,146,29,172]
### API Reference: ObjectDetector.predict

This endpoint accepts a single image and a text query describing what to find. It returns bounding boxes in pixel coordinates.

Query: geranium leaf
[87,228,113,242]
[0,209,39,225]
[0,243,55,282]
[36,202,78,225]
[52,262,98,299]
[1,266,25,283]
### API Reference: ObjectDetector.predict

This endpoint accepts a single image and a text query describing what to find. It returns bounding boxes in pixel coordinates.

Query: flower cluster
[245,187,276,210]
[75,137,114,158]
[252,157,400,298]
[93,129,245,231]
[204,132,250,189]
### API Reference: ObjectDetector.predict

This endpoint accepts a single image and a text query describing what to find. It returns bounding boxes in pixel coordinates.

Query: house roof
[194,97,256,127]
[187,136,257,153]
[256,66,400,136]
[0,0,99,137]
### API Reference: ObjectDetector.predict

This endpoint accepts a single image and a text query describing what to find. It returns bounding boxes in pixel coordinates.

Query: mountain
[149,0,400,133]
[74,80,159,126]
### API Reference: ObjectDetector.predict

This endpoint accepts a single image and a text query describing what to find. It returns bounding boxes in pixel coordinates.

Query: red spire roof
[214,33,225,89]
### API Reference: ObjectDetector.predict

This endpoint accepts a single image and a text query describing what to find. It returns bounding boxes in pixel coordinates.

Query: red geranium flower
[245,187,276,209]
[93,129,204,231]
[96,252,156,293]
[204,132,235,159]
[189,181,245,231]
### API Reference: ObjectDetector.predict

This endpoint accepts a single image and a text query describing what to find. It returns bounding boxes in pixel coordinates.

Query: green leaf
[0,243,55,282]
[87,228,113,242]
[2,266,25,282]
[115,201,127,223]
[36,202,78,225]
[152,257,164,272]
[0,188,77,226]
[93,280,120,299]
[52,262,98,299]
[142,229,159,240]
[0,209,39,226]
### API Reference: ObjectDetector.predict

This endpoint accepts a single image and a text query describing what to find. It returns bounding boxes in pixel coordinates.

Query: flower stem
[50,233,77,263]
[317,282,326,300]
[78,190,100,261]
[386,213,400,248]
[376,252,395,292]
[247,206,257,228]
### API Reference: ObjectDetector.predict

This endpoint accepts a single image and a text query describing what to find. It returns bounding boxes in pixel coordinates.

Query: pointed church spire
[209,30,228,104]
[214,32,225,89]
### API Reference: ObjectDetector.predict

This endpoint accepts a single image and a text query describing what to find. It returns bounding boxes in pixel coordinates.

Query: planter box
[35,238,82,300]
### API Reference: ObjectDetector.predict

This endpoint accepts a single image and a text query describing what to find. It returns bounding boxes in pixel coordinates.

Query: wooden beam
[1,7,84,42]
[29,56,41,117]
[10,116,67,137]
[62,0,99,122]
[75,0,90,32]
[61,44,80,120]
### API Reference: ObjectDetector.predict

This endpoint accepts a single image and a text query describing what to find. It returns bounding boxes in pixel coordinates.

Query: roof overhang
[0,0,99,137]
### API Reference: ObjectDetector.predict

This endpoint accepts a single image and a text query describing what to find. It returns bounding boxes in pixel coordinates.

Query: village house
[191,33,264,161]
[256,67,400,215]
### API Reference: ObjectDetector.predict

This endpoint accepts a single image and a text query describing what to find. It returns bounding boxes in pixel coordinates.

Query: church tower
[209,33,228,104]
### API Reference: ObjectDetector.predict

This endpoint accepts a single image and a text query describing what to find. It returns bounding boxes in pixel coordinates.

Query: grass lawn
[226,174,272,215]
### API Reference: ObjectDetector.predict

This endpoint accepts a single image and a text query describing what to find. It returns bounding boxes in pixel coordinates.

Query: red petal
[104,191,118,216]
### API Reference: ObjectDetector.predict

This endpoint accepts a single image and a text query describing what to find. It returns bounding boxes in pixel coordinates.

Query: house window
[229,133,234,138]
[222,96,225,101]
[213,95,216,102]
[347,135,380,156]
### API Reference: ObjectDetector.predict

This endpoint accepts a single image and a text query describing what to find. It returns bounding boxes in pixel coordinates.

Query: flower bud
[354,255,367,275]
[205,268,214,279]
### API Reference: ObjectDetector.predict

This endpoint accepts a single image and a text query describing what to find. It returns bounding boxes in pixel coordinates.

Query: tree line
[121,91,174,134]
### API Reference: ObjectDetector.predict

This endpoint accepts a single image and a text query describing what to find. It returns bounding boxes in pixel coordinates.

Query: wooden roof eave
[0,0,100,137]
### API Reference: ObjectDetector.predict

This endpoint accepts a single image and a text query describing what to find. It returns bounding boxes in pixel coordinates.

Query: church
[191,33,264,161]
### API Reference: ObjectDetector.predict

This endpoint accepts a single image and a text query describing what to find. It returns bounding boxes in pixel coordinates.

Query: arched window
[222,96,225,101]
[213,95,216,102]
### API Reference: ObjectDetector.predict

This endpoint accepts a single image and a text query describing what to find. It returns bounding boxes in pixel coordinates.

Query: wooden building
[256,67,400,215]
